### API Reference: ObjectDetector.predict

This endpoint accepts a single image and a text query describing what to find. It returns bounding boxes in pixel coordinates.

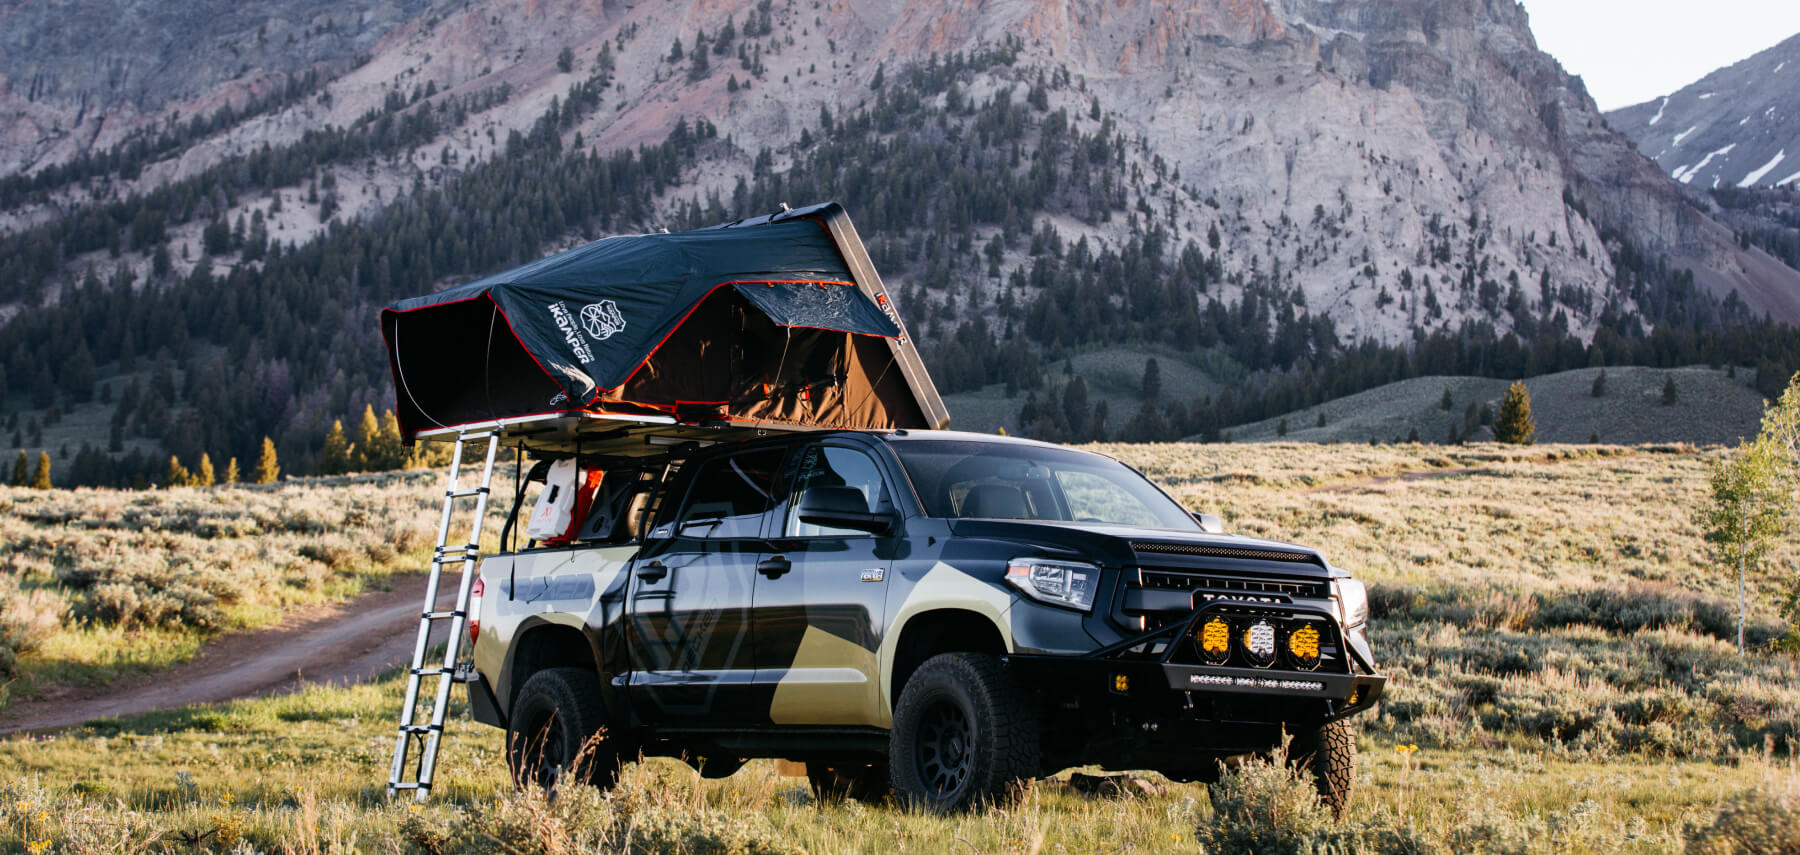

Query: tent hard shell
[380,202,948,453]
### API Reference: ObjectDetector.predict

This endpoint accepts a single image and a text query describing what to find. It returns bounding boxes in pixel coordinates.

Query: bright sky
[1518,0,1800,111]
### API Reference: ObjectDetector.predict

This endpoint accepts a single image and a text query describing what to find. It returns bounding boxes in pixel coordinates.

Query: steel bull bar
[1007,601,1386,722]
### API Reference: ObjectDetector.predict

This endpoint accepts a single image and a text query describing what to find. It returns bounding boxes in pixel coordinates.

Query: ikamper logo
[581,300,626,340]
[547,302,597,364]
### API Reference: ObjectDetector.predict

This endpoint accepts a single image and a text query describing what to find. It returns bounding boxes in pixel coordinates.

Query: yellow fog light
[1241,619,1277,668]
[1113,673,1130,692]
[1287,623,1322,671]
[1198,617,1231,665]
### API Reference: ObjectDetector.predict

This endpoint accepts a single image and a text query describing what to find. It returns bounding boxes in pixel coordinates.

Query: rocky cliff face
[3,0,1798,342]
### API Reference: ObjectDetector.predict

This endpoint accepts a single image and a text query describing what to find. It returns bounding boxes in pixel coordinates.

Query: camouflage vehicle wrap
[465,429,1384,812]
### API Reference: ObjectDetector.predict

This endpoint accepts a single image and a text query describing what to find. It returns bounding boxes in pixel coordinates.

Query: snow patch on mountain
[1741,150,1787,187]
[1673,125,1700,146]
[1675,144,1735,184]
[1649,96,1668,126]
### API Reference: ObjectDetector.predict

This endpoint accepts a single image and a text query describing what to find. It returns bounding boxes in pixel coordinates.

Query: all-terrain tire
[889,652,1039,813]
[506,667,621,793]
[807,762,892,804]
[1286,718,1356,820]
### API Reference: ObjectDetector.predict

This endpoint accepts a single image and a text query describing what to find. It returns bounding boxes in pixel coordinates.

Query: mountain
[1607,32,1800,192]
[4,0,1800,484]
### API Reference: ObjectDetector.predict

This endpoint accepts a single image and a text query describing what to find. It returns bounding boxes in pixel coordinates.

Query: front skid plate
[1005,654,1386,712]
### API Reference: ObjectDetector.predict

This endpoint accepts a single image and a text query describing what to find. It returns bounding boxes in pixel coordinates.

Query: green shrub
[1684,790,1800,854]
[1200,759,1337,855]
[0,576,66,676]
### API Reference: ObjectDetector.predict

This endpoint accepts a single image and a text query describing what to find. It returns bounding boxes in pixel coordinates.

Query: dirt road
[0,576,455,734]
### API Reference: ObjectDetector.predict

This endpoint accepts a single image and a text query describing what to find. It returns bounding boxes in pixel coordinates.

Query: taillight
[467,577,484,644]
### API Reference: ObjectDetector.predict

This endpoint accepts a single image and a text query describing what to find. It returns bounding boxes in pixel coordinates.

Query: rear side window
[672,448,785,538]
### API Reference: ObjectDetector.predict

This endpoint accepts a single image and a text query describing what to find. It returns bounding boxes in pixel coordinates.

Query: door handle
[635,560,668,582]
[756,556,792,579]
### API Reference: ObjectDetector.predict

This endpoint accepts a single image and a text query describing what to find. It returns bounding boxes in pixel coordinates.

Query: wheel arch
[502,619,599,715]
[883,607,1009,711]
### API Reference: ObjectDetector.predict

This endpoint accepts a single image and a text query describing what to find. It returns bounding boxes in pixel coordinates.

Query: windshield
[891,440,1201,531]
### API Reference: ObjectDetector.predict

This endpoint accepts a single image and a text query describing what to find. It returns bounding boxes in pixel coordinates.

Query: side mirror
[799,486,893,535]
[1192,512,1225,534]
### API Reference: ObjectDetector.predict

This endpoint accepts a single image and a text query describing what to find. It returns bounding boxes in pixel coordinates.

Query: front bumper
[1006,600,1385,761]
[1006,655,1385,722]
[1004,601,1384,776]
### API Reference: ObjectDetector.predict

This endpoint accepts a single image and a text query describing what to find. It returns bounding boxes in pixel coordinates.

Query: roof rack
[411,411,827,457]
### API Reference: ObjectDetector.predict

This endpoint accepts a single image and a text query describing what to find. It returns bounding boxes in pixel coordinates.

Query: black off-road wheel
[807,762,891,804]
[1286,718,1356,820]
[506,667,620,794]
[889,653,1039,813]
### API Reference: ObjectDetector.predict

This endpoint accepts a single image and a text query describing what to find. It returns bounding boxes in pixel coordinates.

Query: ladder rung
[389,782,428,791]
[410,666,454,676]
[433,544,479,557]
[398,724,442,735]
[423,610,466,620]
[445,487,490,498]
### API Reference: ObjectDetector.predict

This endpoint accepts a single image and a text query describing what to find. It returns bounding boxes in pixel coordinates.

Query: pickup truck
[463,428,1384,814]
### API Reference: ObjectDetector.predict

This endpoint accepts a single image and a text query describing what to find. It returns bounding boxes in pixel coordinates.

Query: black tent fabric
[381,208,926,438]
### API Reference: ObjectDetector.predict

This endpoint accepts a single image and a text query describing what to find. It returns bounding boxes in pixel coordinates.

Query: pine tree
[1663,374,1679,406]
[320,419,352,474]
[30,451,51,489]
[353,405,383,471]
[1493,381,1536,445]
[254,437,280,484]
[377,409,411,469]
[1277,417,1288,437]
[225,457,240,484]
[10,450,26,486]
[1440,386,1453,411]
[1142,358,1162,401]
[196,453,216,487]
[1591,369,1607,398]
[165,455,191,488]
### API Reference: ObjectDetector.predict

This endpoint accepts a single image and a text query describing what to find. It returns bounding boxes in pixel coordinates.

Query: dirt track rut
[0,576,453,734]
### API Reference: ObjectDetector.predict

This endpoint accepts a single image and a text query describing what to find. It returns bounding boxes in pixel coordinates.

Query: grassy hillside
[1214,365,1768,445]
[3,442,1798,853]
[942,345,1227,434]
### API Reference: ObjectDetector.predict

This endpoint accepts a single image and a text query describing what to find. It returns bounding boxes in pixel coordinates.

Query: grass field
[3,442,1798,853]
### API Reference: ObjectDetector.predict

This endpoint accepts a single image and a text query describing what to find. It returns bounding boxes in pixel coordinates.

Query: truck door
[752,442,898,728]
[626,446,786,726]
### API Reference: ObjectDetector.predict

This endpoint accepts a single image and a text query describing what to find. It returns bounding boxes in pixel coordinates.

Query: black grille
[1137,570,1327,601]
[1131,541,1321,565]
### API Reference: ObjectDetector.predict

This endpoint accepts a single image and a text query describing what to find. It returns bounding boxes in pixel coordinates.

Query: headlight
[1005,558,1099,612]
[1333,578,1368,627]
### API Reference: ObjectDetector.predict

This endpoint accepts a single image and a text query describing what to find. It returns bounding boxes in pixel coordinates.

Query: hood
[946,519,1332,578]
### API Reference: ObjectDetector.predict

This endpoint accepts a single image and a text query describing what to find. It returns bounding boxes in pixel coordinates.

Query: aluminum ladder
[387,429,500,801]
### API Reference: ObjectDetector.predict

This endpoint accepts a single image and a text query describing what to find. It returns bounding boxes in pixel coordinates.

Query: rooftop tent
[380,202,948,446]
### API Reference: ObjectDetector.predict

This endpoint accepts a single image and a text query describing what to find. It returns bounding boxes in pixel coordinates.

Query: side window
[673,448,785,539]
[786,446,888,537]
